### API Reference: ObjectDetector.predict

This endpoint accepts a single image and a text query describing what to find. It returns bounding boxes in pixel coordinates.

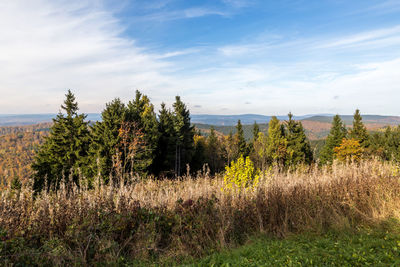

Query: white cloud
[0,0,177,113]
[319,25,400,48]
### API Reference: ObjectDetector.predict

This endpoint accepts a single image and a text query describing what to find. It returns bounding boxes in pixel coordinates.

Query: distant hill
[0,113,101,126]
[194,114,400,140]
[190,114,316,126]
[0,113,316,126]
[2,113,400,139]
[304,115,400,125]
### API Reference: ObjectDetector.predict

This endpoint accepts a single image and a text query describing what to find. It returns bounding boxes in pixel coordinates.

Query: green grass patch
[185,222,400,267]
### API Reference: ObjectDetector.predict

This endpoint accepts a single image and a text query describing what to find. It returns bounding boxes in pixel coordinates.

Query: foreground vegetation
[195,224,400,266]
[1,160,400,265]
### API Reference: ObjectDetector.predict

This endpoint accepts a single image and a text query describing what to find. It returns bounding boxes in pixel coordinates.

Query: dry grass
[1,160,400,265]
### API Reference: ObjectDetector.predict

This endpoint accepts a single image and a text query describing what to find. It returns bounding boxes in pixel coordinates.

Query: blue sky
[1,0,400,115]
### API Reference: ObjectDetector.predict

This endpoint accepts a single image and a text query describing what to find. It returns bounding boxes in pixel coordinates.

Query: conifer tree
[154,103,176,176]
[225,131,236,164]
[206,127,222,173]
[266,116,287,167]
[126,90,159,174]
[319,115,347,164]
[285,112,313,166]
[252,121,260,141]
[173,96,194,176]
[235,120,248,158]
[89,98,126,182]
[191,134,207,172]
[253,132,269,170]
[32,90,91,192]
[350,109,369,147]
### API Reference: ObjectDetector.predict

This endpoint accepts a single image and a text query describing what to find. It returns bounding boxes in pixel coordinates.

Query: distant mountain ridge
[0,113,101,126]
[1,113,400,130]
[190,114,319,125]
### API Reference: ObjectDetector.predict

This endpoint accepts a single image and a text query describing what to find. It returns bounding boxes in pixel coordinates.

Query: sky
[1,0,400,115]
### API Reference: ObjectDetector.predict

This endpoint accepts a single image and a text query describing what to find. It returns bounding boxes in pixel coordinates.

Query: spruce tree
[235,120,248,158]
[89,98,126,182]
[285,112,313,166]
[225,131,236,164]
[173,96,195,176]
[154,103,176,176]
[126,90,159,174]
[252,121,260,141]
[319,115,347,164]
[191,134,207,173]
[350,109,369,147]
[206,127,221,173]
[32,90,91,192]
[266,116,288,167]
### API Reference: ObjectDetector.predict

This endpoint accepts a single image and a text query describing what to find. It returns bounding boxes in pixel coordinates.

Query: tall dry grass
[0,160,400,265]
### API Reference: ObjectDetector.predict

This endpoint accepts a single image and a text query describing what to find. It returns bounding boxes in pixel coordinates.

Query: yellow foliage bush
[334,138,363,162]
[223,155,260,191]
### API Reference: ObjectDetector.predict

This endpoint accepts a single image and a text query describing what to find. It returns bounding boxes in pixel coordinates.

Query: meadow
[1,160,399,265]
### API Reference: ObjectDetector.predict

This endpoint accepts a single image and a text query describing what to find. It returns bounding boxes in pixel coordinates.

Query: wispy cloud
[319,25,400,48]
[0,0,175,113]
[221,0,253,8]
[133,7,229,22]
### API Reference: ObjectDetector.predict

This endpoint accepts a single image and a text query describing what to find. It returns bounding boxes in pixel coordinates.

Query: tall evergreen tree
[225,131,236,164]
[154,103,176,176]
[285,112,313,166]
[266,116,287,167]
[32,90,91,192]
[89,98,126,182]
[252,121,260,141]
[126,90,159,174]
[319,115,347,164]
[191,134,207,173]
[206,127,222,173]
[235,120,248,158]
[350,109,369,147]
[173,96,195,176]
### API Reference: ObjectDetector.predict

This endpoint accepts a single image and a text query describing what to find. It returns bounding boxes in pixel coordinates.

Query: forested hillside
[0,124,50,188]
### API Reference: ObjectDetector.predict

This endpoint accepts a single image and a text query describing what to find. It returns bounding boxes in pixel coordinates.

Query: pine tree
[235,120,248,158]
[89,98,126,183]
[191,134,207,172]
[206,127,222,173]
[225,131,236,164]
[319,115,347,164]
[266,116,287,168]
[285,112,313,166]
[350,109,369,147]
[32,90,91,192]
[252,121,260,141]
[154,103,176,176]
[126,90,159,174]
[253,132,269,170]
[173,96,194,176]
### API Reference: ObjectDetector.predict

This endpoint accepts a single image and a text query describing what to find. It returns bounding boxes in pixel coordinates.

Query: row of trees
[32,90,195,192]
[31,90,398,192]
[32,90,316,192]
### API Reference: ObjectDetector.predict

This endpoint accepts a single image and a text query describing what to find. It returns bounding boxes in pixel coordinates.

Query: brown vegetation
[0,124,50,188]
[0,160,399,264]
